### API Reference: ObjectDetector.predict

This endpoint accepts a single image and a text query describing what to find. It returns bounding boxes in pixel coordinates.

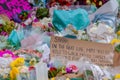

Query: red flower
[49,0,72,7]
[29,66,35,71]
[58,0,71,6]
[67,65,79,73]
[50,67,57,71]
[0,24,3,27]
[70,65,77,70]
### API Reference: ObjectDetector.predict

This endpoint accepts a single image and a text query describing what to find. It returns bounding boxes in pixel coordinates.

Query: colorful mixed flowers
[0,15,15,36]
[48,64,79,79]
[0,49,42,80]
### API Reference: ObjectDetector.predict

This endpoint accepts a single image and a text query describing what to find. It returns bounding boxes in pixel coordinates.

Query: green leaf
[36,8,49,19]
[115,44,120,52]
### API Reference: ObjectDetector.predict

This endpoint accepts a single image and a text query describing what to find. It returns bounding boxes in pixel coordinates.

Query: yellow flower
[117,31,120,35]
[86,0,91,4]
[10,61,15,68]
[10,58,25,67]
[29,58,37,66]
[51,77,55,80]
[3,74,8,79]
[66,78,70,80]
[16,57,25,66]
[115,74,120,79]
[110,39,120,45]
[10,67,19,80]
[99,1,102,6]
[10,57,25,80]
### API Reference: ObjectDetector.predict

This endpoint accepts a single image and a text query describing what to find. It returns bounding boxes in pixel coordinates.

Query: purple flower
[48,23,53,28]
[66,67,72,73]
[12,14,22,23]
[33,18,39,22]
[47,63,54,68]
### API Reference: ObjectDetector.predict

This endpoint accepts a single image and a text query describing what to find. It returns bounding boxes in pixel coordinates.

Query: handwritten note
[0,0,32,19]
[50,36,114,66]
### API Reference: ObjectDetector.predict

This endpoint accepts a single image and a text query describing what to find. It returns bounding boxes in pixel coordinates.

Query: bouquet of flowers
[0,15,15,36]
[0,48,43,80]
[32,17,56,36]
[0,50,18,80]
[0,36,15,50]
[0,57,13,80]
[74,0,108,8]
[40,18,56,35]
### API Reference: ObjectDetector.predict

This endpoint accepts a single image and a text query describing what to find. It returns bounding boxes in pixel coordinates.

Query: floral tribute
[0,0,32,19]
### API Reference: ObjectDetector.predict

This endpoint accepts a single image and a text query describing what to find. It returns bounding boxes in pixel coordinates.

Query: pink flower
[0,50,18,59]
[66,65,79,73]
[0,31,8,36]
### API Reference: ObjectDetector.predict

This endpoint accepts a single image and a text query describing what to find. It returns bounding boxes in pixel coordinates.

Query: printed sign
[50,36,114,66]
[0,0,32,19]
